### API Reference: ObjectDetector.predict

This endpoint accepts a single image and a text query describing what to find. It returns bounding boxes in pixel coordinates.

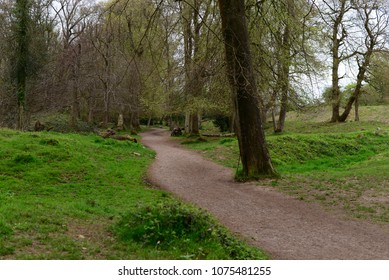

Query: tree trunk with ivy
[218,0,277,178]
[15,0,29,130]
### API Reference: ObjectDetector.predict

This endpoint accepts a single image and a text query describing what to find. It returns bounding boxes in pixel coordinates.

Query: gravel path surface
[141,128,389,259]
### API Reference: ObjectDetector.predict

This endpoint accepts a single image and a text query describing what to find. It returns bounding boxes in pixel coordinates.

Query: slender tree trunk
[147,116,152,127]
[275,0,293,133]
[15,0,29,130]
[17,102,25,130]
[70,45,81,130]
[218,0,277,178]
[354,96,359,121]
[275,61,289,133]
[130,99,141,131]
[272,109,277,132]
[189,113,199,135]
[276,81,288,132]
[88,108,93,124]
[331,58,341,122]
[230,111,236,133]
[339,49,372,122]
[330,0,348,123]
[103,82,110,127]
[184,112,190,133]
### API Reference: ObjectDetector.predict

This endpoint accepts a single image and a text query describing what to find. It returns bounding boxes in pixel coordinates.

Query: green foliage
[285,105,389,124]
[39,139,59,146]
[342,83,382,106]
[13,154,35,164]
[322,83,383,107]
[212,115,231,132]
[276,134,386,177]
[367,53,389,104]
[0,222,14,256]
[35,114,94,133]
[0,222,13,238]
[114,201,267,260]
[219,138,235,145]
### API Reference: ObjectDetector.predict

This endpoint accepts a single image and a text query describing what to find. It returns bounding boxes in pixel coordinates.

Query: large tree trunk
[218,0,277,178]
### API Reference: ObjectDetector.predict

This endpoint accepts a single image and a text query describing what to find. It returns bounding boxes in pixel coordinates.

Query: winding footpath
[141,128,389,259]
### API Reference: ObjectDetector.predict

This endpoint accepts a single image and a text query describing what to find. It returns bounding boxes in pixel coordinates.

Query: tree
[273,0,294,133]
[317,0,388,122]
[247,0,321,132]
[218,0,277,178]
[178,0,217,135]
[367,53,389,104]
[316,0,354,122]
[51,0,91,129]
[338,0,389,122]
[14,0,30,129]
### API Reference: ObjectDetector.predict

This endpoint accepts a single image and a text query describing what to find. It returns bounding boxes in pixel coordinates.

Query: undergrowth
[114,201,266,260]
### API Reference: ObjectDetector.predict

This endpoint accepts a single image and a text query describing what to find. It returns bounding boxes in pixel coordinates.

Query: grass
[0,128,267,260]
[184,105,389,223]
[286,104,389,125]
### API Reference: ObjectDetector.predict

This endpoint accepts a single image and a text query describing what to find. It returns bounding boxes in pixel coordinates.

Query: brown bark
[330,37,341,122]
[275,1,292,133]
[329,0,348,123]
[189,113,199,135]
[17,103,25,130]
[354,96,359,121]
[339,2,376,123]
[70,44,81,129]
[339,54,370,122]
[218,0,277,178]
[130,109,140,131]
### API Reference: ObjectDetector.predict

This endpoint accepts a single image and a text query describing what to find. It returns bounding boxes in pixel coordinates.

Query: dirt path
[141,128,389,259]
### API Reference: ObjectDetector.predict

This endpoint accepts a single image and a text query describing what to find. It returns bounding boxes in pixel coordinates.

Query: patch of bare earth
[141,128,389,260]
[3,219,116,260]
[64,219,116,259]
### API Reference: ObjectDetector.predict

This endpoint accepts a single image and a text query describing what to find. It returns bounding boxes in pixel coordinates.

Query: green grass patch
[115,201,266,260]
[0,128,264,259]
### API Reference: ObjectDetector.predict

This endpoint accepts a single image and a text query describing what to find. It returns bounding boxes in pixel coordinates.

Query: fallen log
[98,129,116,138]
[109,134,138,143]
[201,133,236,137]
[96,129,137,143]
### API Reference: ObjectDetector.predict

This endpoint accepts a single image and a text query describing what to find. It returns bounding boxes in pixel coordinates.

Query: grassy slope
[184,105,389,223]
[0,129,266,260]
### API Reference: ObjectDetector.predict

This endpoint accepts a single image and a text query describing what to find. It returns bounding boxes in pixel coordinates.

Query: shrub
[212,115,230,132]
[114,201,266,259]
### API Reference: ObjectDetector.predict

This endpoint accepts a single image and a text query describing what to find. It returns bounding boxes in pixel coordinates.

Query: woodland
[1,0,389,178]
[0,0,389,260]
